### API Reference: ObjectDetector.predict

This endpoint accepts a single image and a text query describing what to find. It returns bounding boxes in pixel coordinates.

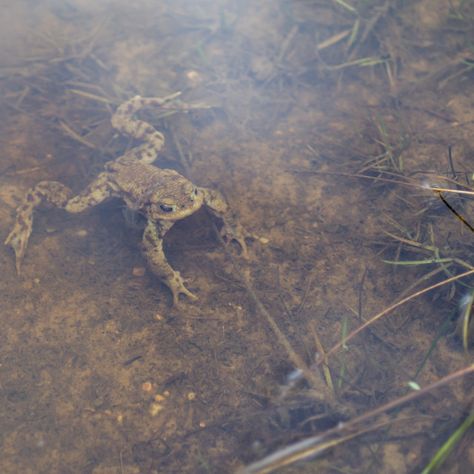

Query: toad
[5,92,248,304]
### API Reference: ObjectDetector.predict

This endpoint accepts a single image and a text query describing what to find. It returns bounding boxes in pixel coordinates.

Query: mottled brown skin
[5,92,248,304]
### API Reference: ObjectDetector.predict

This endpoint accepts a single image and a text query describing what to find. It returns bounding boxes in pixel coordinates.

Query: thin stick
[212,225,329,396]
[239,364,474,474]
[310,323,334,393]
[324,269,474,361]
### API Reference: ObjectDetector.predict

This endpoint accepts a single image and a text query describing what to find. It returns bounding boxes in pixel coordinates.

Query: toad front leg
[5,173,115,273]
[199,187,249,258]
[142,220,198,305]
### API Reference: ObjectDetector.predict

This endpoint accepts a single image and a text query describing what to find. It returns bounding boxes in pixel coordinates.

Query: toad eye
[193,188,199,196]
[160,203,177,213]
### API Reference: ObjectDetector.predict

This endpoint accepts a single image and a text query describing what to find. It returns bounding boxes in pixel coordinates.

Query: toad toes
[5,92,248,304]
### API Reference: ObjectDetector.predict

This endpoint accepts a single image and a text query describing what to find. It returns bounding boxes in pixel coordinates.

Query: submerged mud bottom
[0,0,473,473]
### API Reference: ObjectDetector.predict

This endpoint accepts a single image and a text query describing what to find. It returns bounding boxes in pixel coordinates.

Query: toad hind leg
[111,93,181,164]
[142,220,198,305]
[111,92,209,165]
[5,172,114,274]
[5,181,72,274]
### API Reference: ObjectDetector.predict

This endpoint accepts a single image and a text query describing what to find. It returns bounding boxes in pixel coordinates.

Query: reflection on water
[1,0,473,473]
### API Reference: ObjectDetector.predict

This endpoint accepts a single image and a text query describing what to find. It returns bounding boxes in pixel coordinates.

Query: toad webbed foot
[199,186,250,258]
[219,221,250,259]
[5,181,72,273]
[164,270,198,306]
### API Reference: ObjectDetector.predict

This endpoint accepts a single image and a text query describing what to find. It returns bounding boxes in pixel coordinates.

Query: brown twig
[323,269,474,361]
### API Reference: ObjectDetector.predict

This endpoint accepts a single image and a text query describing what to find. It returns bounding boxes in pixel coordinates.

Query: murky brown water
[1,1,473,473]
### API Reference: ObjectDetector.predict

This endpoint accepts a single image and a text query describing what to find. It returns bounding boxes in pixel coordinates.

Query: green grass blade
[421,411,474,474]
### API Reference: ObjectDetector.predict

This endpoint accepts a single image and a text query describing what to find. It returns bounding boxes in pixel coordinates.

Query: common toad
[5,92,248,304]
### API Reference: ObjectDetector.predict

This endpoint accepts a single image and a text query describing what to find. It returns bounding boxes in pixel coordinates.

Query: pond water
[0,1,473,473]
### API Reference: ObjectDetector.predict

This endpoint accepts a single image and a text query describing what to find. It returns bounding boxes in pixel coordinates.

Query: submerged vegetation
[0,0,473,473]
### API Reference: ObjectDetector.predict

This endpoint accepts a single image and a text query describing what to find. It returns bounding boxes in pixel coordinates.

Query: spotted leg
[111,93,181,164]
[111,92,209,165]
[199,187,249,258]
[142,220,198,305]
[5,172,115,273]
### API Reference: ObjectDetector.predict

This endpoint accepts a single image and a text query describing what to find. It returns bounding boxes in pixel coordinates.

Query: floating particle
[132,267,146,277]
[149,403,163,416]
